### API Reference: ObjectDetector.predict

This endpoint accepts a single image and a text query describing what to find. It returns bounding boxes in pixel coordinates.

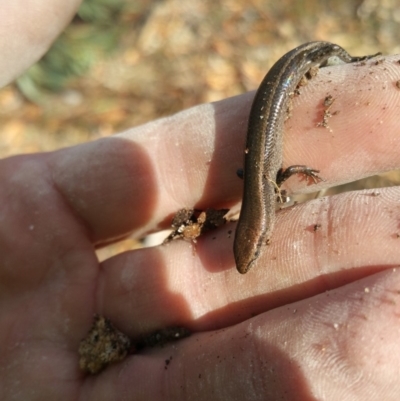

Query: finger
[50,55,400,242]
[118,54,400,228]
[49,98,249,241]
[89,268,400,400]
[48,138,158,243]
[0,1,82,87]
[99,186,400,335]
[283,54,400,193]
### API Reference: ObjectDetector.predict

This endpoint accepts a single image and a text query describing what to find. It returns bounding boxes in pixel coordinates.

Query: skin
[0,0,82,88]
[233,42,378,274]
[1,3,400,400]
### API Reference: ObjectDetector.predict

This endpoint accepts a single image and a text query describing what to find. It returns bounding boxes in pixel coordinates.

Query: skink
[234,41,380,274]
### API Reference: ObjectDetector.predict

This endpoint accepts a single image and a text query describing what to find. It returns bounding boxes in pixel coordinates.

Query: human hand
[2,51,400,400]
[2,3,400,398]
[0,0,82,88]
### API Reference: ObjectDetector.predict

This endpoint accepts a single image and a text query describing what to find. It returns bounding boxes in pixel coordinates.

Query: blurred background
[1,0,400,256]
[2,0,400,157]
